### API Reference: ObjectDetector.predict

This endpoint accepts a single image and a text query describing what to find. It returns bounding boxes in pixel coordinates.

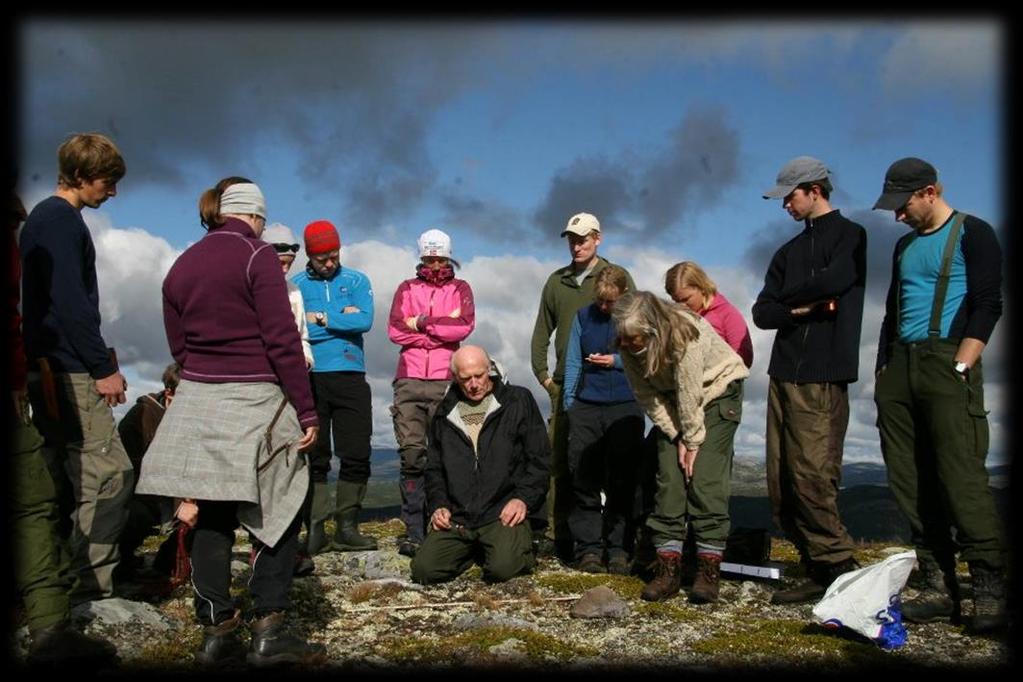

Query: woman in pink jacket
[665,261,753,368]
[387,229,475,557]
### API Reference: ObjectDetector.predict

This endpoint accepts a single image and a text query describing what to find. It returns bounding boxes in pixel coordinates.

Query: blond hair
[664,261,717,311]
[612,290,700,377]
[594,264,629,301]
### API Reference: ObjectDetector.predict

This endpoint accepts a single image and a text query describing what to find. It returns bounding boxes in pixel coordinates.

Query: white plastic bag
[812,550,917,650]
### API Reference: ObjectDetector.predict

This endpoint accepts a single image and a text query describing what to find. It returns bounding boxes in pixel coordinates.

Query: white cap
[418,228,452,259]
[561,212,601,237]
[261,223,298,247]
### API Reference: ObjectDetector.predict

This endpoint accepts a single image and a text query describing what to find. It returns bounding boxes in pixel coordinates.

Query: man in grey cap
[752,156,865,604]
[529,212,635,563]
[871,158,1006,634]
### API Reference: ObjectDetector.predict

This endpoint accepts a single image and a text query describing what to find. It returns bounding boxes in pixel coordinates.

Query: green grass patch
[690,618,893,667]
[534,573,644,599]
[360,518,405,539]
[381,625,599,664]
[135,624,206,667]
[635,600,703,621]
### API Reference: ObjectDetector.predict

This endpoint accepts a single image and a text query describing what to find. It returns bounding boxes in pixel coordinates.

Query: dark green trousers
[875,338,1004,570]
[765,378,856,566]
[410,519,534,584]
[11,418,74,632]
[646,380,743,548]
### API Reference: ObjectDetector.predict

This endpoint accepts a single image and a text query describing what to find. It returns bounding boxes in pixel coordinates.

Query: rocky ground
[10,519,1012,673]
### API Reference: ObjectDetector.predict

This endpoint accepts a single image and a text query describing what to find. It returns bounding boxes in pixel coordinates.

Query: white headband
[219,183,266,219]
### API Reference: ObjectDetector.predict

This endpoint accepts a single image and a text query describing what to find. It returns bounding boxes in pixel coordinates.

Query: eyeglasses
[273,243,300,254]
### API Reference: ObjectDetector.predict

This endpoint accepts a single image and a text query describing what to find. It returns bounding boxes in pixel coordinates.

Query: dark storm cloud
[19,22,485,225]
[437,190,526,244]
[636,107,741,232]
[531,156,634,238]
[532,106,740,241]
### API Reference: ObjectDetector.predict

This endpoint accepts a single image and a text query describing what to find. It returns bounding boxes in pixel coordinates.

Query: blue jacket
[562,303,635,409]
[292,265,373,372]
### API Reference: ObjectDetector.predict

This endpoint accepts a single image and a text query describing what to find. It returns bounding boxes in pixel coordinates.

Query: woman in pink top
[665,261,754,368]
[387,229,475,557]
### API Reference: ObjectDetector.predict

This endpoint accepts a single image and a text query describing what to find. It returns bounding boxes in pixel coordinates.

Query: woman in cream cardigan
[612,290,748,605]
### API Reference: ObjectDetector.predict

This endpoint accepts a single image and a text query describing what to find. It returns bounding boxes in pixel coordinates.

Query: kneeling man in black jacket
[411,345,551,584]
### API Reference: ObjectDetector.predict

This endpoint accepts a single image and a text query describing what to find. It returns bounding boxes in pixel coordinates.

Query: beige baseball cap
[561,212,601,237]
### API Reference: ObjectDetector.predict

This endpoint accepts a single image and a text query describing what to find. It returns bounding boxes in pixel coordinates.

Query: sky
[15,17,1010,465]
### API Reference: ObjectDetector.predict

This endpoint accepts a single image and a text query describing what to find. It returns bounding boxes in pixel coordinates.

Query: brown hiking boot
[690,554,722,604]
[641,551,682,602]
[248,612,326,666]
[195,610,246,666]
[577,553,607,574]
[903,560,959,624]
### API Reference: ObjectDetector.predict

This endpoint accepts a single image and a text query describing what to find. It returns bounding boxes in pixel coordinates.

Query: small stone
[71,597,173,629]
[570,586,630,619]
[487,637,528,660]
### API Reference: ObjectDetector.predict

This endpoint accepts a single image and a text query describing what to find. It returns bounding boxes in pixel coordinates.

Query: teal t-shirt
[898,215,967,342]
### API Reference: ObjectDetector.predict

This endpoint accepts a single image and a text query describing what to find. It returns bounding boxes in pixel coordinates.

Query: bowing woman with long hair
[612,290,748,605]
[136,177,325,666]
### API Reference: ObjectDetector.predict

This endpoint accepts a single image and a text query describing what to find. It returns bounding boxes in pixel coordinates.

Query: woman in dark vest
[561,265,645,575]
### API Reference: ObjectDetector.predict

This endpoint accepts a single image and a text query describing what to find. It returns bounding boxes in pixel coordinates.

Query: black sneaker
[397,538,420,558]
[532,535,555,559]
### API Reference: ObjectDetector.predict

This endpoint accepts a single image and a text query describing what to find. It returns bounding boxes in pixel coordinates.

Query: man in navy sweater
[20,132,134,604]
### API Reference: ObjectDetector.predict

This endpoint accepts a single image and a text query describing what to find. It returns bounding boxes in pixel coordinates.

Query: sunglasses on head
[273,243,300,254]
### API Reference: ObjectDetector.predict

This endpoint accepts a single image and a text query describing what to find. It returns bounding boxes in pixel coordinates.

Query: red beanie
[303,220,340,255]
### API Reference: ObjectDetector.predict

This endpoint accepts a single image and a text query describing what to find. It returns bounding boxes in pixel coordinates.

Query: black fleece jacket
[752,209,867,384]
[425,379,551,530]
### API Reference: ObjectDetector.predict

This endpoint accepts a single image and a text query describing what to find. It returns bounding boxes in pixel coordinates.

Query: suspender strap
[928,211,967,337]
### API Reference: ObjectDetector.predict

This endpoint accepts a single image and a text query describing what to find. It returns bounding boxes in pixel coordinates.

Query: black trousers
[566,400,645,559]
[189,501,300,625]
[308,371,372,484]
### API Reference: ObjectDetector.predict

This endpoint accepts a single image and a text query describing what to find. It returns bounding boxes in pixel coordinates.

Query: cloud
[19,22,488,226]
[878,24,1002,96]
[436,189,528,246]
[532,106,741,243]
[84,212,181,376]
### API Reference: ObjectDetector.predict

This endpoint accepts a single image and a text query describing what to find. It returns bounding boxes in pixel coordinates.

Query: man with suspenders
[872,157,1007,634]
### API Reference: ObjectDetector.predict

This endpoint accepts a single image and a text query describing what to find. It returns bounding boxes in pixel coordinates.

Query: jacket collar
[804,209,841,231]
[558,256,606,284]
[305,263,341,282]
[211,216,258,239]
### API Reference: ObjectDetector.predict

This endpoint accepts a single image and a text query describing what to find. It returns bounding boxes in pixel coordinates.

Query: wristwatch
[315,312,326,326]
[953,361,969,378]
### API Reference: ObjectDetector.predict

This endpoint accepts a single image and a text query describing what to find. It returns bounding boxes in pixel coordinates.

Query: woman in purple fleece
[136,177,325,667]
